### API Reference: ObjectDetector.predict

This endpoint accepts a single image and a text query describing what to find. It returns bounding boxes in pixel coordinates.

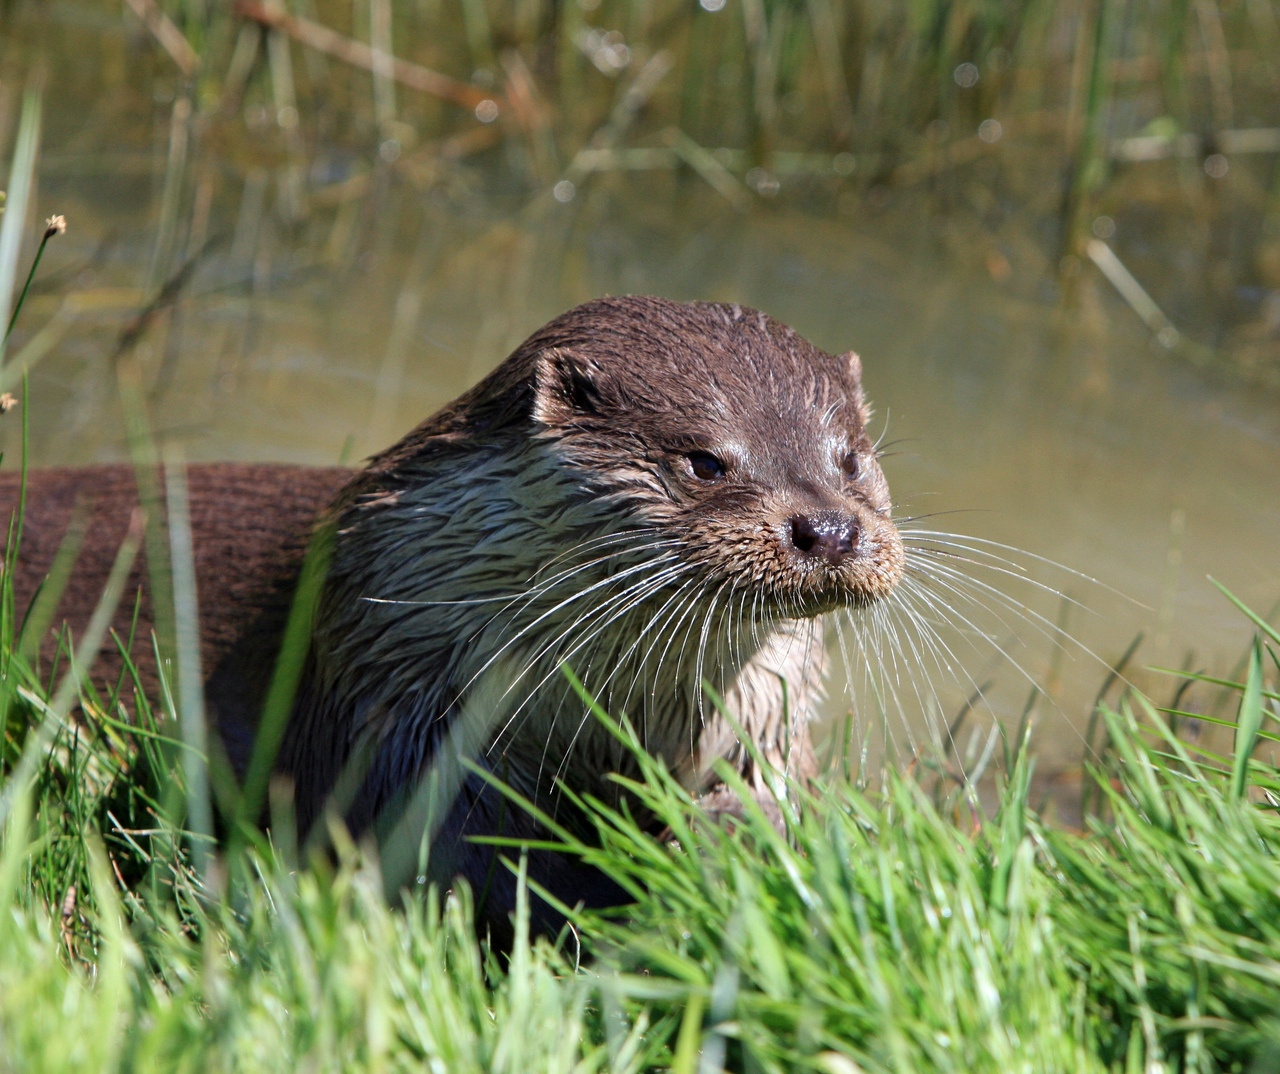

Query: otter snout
[787,511,861,566]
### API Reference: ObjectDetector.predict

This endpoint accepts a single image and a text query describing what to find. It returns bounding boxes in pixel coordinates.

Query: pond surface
[5,7,1279,796]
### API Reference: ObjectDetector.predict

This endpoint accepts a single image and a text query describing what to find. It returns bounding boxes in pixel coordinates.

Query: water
[5,6,1279,792]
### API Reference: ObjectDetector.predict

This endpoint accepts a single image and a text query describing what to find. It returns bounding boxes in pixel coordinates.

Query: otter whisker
[897,570,1012,647]
[876,585,1001,765]
[489,539,682,634]
[881,584,1067,772]
[564,568,709,733]
[479,533,682,609]
[902,542,1097,619]
[477,573,697,808]
[730,588,750,692]
[482,536,684,632]
[500,557,692,695]
[550,574,718,792]
[885,568,1106,755]
[900,572,1132,758]
[357,533,678,646]
[486,559,697,753]
[441,551,690,733]
[904,555,1097,661]
[691,578,736,729]
[862,602,909,757]
[890,589,980,694]
[849,605,898,773]
[879,604,967,769]
[900,529,1141,605]
[647,577,714,705]
[825,610,860,766]
[611,573,716,722]
[523,564,718,794]
[878,591,954,698]
[893,573,1044,689]
[904,543,1067,621]
[529,527,675,580]
[652,577,729,747]
[509,538,684,610]
[357,541,678,695]
[857,597,944,750]
[831,604,905,766]
[534,599,688,791]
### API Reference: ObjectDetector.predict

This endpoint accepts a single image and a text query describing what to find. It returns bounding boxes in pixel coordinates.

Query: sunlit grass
[2,505,1279,1071]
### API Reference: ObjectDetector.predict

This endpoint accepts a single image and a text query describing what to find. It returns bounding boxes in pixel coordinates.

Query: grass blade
[164,450,212,884]
[1230,638,1264,801]
[1213,578,1280,649]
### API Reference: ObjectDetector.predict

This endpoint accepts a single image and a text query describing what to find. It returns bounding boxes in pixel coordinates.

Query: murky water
[4,7,1279,787]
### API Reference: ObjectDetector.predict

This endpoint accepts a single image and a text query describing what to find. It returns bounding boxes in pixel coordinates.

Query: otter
[4,295,904,936]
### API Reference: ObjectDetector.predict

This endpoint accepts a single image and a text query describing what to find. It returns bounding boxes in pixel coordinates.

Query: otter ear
[839,350,871,425]
[532,348,604,426]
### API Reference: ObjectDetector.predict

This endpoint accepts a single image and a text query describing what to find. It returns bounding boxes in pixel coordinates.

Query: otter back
[0,464,349,768]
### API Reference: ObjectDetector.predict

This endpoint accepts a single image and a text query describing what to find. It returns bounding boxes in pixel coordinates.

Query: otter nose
[788,512,860,565]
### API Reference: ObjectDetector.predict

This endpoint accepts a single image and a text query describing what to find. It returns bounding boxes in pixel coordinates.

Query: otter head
[521,295,904,620]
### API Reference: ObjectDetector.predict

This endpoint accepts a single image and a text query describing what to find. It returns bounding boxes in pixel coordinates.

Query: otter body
[5,296,903,935]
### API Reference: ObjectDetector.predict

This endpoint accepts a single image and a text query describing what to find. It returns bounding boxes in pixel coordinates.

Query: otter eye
[687,451,727,481]
[841,450,861,479]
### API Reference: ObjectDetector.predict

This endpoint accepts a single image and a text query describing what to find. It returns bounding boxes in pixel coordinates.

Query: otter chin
[3,294,904,941]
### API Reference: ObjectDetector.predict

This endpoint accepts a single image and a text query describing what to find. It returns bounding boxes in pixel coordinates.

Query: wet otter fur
[4,295,904,936]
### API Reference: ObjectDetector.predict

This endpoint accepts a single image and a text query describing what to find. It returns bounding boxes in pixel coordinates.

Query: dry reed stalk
[502,50,557,184]
[563,50,674,186]
[368,0,397,133]
[233,0,502,114]
[122,0,199,78]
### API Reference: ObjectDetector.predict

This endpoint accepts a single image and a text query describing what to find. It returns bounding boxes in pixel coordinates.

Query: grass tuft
[9,560,1278,1069]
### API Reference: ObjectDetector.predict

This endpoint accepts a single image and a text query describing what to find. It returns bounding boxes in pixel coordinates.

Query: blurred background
[1,0,1277,793]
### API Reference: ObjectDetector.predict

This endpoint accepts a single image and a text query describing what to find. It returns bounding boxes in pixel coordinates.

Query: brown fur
[1,465,350,766]
[4,296,903,940]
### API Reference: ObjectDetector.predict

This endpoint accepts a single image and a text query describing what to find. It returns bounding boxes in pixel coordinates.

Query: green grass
[3,627,1280,1071]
